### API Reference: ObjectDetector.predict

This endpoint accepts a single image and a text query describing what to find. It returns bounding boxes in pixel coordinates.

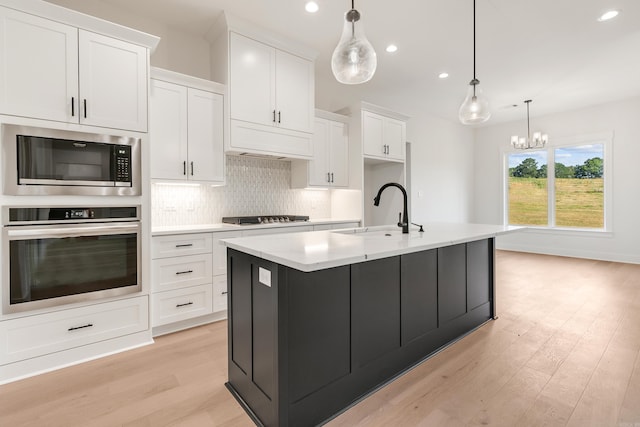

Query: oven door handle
[6,223,140,239]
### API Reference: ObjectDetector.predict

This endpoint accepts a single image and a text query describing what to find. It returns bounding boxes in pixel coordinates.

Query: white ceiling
[53,0,640,125]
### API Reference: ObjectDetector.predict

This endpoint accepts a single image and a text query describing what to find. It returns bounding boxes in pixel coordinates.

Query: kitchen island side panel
[227,249,280,427]
[226,239,495,427]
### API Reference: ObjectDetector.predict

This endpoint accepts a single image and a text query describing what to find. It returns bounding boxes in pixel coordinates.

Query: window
[507,151,548,226]
[506,134,610,230]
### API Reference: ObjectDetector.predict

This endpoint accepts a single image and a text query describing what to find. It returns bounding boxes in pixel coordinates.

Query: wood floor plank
[1,251,639,427]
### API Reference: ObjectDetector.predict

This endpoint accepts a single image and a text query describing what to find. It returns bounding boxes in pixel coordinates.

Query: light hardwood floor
[1,250,639,427]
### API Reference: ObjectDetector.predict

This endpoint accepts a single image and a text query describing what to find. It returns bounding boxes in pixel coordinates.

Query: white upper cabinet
[223,30,315,159]
[274,49,314,133]
[0,7,78,123]
[150,69,225,185]
[229,32,274,127]
[150,79,188,181]
[0,6,149,132]
[78,30,147,132]
[229,32,313,134]
[291,112,349,189]
[362,109,407,162]
[187,88,224,183]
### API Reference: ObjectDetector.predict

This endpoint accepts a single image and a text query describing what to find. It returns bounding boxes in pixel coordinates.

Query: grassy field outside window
[507,144,604,229]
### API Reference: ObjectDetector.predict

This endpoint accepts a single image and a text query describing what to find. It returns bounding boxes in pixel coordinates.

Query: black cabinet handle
[273,110,276,123]
[190,161,194,176]
[71,97,75,117]
[278,111,281,123]
[175,270,194,275]
[175,243,193,248]
[83,99,87,118]
[68,323,93,332]
[222,291,228,295]
[176,302,194,308]
[331,172,334,183]
[327,172,331,183]
[183,161,186,175]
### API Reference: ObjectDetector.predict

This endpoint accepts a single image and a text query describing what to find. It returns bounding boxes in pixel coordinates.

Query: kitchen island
[223,223,521,426]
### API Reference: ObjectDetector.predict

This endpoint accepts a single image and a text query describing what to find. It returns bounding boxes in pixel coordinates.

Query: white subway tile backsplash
[152,156,331,226]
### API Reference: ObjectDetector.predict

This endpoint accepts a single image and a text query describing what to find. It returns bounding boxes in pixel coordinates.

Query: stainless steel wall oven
[2,206,141,314]
[2,124,141,196]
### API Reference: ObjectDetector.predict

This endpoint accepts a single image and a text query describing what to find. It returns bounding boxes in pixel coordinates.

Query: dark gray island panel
[401,249,438,344]
[351,256,401,368]
[226,238,496,426]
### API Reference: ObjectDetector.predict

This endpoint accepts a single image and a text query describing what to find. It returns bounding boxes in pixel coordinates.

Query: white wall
[407,114,475,224]
[474,97,640,263]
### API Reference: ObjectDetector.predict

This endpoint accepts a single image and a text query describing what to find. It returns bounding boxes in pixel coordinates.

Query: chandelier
[511,100,548,149]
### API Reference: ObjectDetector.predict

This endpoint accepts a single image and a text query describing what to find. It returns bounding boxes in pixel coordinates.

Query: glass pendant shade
[458,80,491,124]
[331,9,377,84]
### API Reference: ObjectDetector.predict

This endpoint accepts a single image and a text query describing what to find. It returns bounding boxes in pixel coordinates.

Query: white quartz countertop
[151,218,360,236]
[222,223,524,272]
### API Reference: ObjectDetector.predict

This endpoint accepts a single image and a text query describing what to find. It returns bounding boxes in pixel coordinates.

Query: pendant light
[331,0,377,84]
[511,100,548,149]
[459,0,491,124]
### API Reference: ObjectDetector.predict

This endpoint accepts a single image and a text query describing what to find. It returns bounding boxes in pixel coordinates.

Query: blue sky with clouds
[508,144,604,168]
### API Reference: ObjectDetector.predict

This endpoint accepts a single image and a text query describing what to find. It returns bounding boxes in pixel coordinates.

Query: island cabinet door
[438,243,468,325]
[351,256,401,368]
[400,249,438,345]
[467,239,492,311]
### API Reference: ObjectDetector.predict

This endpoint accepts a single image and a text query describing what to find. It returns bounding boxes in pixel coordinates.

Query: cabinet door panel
[352,256,401,368]
[0,7,78,122]
[384,117,405,161]
[362,111,384,157]
[329,121,349,187]
[467,239,491,310]
[275,49,313,133]
[308,118,330,186]
[78,30,147,132]
[229,32,274,126]
[401,249,438,344]
[187,88,224,183]
[150,79,188,180]
[438,244,467,324]
[287,266,351,402]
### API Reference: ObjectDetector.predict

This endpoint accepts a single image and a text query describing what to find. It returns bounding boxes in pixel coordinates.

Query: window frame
[503,131,613,233]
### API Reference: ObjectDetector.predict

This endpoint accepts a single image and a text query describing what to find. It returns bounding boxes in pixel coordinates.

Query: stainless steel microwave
[2,124,141,196]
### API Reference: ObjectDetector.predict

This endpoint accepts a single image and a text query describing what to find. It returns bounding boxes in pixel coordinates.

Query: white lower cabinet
[151,234,214,332]
[152,284,213,326]
[152,253,213,293]
[0,296,148,365]
[213,275,229,313]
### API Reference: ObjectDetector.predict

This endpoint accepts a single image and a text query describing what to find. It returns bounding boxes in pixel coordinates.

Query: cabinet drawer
[0,296,148,365]
[152,284,213,326]
[213,275,228,313]
[152,233,213,258]
[152,253,213,292]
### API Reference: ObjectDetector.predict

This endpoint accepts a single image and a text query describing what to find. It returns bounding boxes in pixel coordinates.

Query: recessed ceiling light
[598,10,619,21]
[438,72,449,79]
[385,44,398,53]
[305,1,319,13]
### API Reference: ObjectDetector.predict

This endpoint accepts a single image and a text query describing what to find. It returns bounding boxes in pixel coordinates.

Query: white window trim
[502,131,613,232]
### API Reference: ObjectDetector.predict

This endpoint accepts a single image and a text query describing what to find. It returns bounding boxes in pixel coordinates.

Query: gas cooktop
[222,215,310,225]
